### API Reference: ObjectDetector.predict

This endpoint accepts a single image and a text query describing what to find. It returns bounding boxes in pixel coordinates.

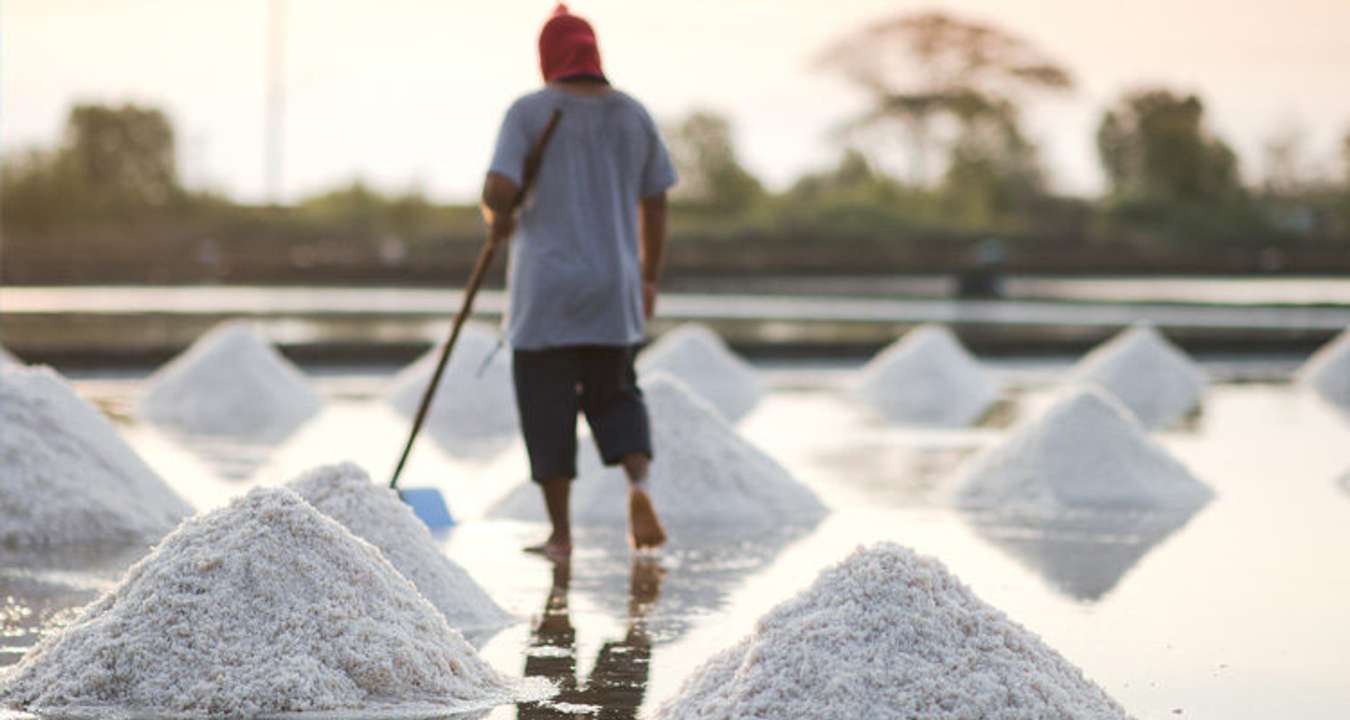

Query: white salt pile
[0,487,547,717]
[0,344,20,366]
[286,462,512,636]
[856,324,1000,426]
[655,543,1129,720]
[637,324,761,423]
[139,321,321,440]
[386,322,518,455]
[490,374,823,531]
[1070,323,1206,429]
[0,366,193,546]
[1297,326,1350,412]
[956,385,1213,513]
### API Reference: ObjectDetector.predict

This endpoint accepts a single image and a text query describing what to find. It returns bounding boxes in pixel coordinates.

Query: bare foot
[524,536,572,562]
[628,482,667,550]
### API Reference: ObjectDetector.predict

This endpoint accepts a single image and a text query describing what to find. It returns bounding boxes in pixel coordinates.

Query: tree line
[670,12,1350,258]
[3,10,1349,283]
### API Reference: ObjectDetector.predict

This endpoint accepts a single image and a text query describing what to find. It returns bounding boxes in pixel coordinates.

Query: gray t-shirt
[489,87,677,351]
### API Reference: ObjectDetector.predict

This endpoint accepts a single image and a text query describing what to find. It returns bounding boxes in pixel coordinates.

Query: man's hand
[482,172,521,246]
[643,280,657,320]
[490,213,516,247]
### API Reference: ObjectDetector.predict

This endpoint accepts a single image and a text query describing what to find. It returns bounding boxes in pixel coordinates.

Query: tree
[817,11,1072,185]
[666,111,764,213]
[1097,89,1240,204]
[1260,125,1309,195]
[788,148,897,202]
[941,108,1044,226]
[1342,129,1350,187]
[64,103,181,209]
[2,102,183,218]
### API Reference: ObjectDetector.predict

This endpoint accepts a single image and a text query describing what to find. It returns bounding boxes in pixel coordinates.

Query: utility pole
[265,0,286,205]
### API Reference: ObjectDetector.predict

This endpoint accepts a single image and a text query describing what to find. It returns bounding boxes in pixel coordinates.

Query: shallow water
[3,359,1349,719]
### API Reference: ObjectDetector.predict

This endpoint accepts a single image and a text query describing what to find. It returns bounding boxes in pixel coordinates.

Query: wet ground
[3,358,1349,719]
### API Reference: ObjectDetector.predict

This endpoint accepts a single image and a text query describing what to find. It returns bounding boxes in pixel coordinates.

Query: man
[481,4,676,561]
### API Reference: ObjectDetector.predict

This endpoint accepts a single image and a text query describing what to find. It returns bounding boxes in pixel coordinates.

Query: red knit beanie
[538,4,605,83]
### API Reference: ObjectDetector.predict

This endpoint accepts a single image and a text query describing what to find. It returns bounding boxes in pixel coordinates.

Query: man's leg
[529,477,573,561]
[513,347,582,561]
[621,451,665,549]
[620,452,650,485]
[580,346,665,549]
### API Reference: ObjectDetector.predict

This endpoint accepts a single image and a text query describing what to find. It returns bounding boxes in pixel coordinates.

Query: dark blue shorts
[512,345,652,482]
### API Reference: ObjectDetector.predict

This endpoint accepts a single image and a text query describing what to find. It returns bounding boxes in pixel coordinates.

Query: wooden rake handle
[390,109,563,489]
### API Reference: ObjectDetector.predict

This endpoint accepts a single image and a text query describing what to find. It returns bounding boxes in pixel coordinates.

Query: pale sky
[5,0,1350,203]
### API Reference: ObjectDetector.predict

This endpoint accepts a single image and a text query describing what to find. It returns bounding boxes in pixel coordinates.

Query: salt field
[2,350,1349,718]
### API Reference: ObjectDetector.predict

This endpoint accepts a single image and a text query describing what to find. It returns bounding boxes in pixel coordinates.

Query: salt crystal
[286,462,512,637]
[138,322,321,441]
[856,324,1000,426]
[0,365,192,546]
[1297,326,1350,412]
[489,374,823,532]
[637,324,761,423]
[0,487,549,717]
[655,543,1130,720]
[956,386,1213,514]
[1070,323,1206,429]
[385,323,518,456]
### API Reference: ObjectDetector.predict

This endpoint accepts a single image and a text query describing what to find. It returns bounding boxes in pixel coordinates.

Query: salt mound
[656,543,1129,720]
[139,322,321,440]
[286,462,512,636]
[0,366,193,546]
[857,324,1000,426]
[490,374,823,531]
[1297,327,1350,411]
[1070,323,1205,429]
[956,386,1213,513]
[0,344,20,366]
[637,324,761,422]
[386,323,518,455]
[0,487,546,717]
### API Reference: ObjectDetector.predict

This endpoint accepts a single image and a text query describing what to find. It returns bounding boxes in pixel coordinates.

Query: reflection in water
[567,523,816,644]
[0,543,147,667]
[518,558,662,719]
[813,443,977,506]
[964,509,1202,602]
[162,432,280,482]
[0,576,98,666]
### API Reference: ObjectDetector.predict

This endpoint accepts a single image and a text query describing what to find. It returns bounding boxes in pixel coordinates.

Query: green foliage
[939,106,1045,229]
[295,180,479,242]
[3,103,184,220]
[65,104,180,207]
[787,149,901,204]
[1095,88,1269,243]
[5,97,1348,283]
[666,111,765,213]
[1097,89,1241,204]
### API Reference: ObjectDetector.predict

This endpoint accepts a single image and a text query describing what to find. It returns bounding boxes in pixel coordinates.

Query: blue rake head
[398,487,455,530]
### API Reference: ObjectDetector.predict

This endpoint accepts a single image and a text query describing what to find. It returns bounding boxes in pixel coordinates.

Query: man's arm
[639,192,667,320]
[481,172,521,246]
